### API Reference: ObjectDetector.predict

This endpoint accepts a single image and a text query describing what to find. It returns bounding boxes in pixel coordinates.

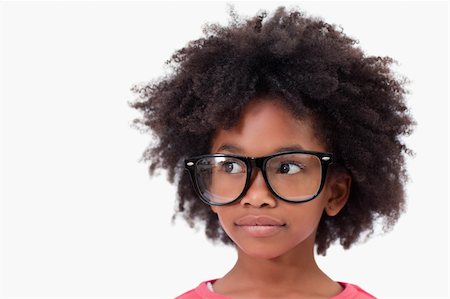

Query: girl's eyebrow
[216,143,306,154]
[216,143,241,153]
[276,145,306,152]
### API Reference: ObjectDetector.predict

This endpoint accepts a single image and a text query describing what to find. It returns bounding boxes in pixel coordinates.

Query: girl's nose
[239,169,277,208]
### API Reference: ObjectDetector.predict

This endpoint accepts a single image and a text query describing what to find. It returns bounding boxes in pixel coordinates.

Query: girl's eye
[221,161,244,174]
[278,162,304,174]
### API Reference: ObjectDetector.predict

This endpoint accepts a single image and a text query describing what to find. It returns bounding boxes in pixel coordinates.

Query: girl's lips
[235,215,286,237]
[235,215,285,226]
[237,225,285,237]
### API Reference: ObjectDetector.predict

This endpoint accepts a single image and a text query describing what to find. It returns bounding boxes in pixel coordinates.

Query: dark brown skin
[130,6,415,255]
[209,98,351,298]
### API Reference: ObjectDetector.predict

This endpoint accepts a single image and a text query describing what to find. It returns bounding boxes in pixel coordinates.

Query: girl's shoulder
[175,279,228,299]
[333,282,377,299]
[175,280,376,299]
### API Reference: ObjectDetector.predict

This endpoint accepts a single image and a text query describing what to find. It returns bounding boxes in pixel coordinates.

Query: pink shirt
[176,279,376,299]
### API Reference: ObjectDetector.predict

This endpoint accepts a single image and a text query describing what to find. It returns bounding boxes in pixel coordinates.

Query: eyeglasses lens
[266,153,322,201]
[196,157,247,205]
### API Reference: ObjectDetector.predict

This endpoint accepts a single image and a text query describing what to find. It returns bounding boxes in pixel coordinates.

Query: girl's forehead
[210,98,327,155]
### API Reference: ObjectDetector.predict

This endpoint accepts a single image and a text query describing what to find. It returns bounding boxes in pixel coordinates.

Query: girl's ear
[210,206,219,214]
[325,172,352,217]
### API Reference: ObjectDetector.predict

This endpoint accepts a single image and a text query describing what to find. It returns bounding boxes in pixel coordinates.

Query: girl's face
[210,98,350,260]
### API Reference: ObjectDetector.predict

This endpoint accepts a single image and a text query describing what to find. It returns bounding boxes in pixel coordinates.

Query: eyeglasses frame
[184,150,333,206]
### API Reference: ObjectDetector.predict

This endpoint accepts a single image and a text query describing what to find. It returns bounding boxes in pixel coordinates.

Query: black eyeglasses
[184,150,333,206]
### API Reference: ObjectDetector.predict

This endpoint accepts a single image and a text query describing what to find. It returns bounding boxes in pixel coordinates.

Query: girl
[131,6,414,299]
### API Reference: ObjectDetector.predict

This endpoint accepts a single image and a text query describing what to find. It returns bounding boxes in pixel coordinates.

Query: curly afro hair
[130,6,414,255]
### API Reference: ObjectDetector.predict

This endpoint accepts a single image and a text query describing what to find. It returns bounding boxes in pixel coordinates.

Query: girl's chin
[235,243,290,260]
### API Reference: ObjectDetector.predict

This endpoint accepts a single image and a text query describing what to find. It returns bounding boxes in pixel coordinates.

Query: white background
[0,1,448,298]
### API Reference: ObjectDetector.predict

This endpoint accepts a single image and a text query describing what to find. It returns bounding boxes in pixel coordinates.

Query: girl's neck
[212,238,342,298]
[233,242,323,285]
